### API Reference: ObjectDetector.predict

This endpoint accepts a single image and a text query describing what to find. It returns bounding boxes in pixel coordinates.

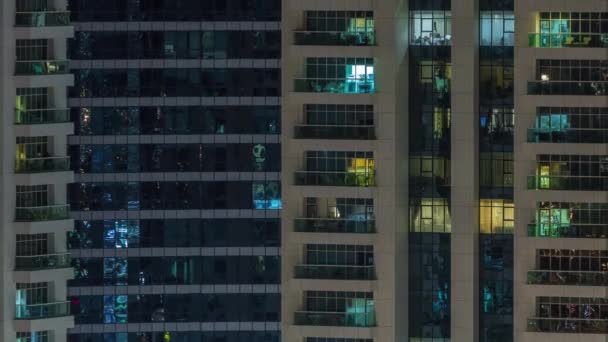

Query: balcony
[294,31,375,46]
[294,78,375,94]
[528,318,608,334]
[527,176,608,191]
[15,205,70,222]
[15,60,70,76]
[15,108,70,125]
[527,128,608,144]
[15,11,70,27]
[294,265,376,280]
[527,270,608,286]
[15,301,70,320]
[294,125,375,140]
[527,81,608,96]
[15,156,69,173]
[294,218,375,234]
[295,171,375,187]
[528,33,608,48]
[294,311,376,327]
[528,223,608,239]
[15,253,71,271]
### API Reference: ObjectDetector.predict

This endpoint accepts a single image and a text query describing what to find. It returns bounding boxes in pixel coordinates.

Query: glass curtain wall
[479,0,514,341]
[408,0,452,340]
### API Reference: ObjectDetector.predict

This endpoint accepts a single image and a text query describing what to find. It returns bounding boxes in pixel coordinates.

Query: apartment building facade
[0,0,75,341]
[282,0,608,341]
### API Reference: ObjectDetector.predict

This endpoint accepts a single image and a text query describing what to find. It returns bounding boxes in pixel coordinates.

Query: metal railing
[15,108,70,125]
[295,171,375,187]
[294,125,375,140]
[15,60,70,75]
[15,253,71,271]
[528,317,608,334]
[294,311,376,327]
[15,301,71,319]
[15,156,69,173]
[294,31,375,46]
[294,78,375,94]
[527,81,608,96]
[15,11,70,27]
[294,218,376,234]
[527,175,608,191]
[527,128,608,143]
[15,205,70,222]
[294,264,376,280]
[528,270,608,286]
[528,223,608,239]
[528,33,608,48]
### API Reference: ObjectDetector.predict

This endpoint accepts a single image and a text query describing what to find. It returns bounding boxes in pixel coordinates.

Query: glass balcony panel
[294,218,375,234]
[295,171,375,187]
[15,108,70,125]
[528,33,608,48]
[15,205,70,222]
[528,223,608,239]
[294,311,376,327]
[15,60,70,75]
[527,81,608,96]
[294,265,376,280]
[15,301,70,319]
[527,128,608,143]
[294,125,375,140]
[528,270,608,286]
[294,31,375,46]
[294,78,375,94]
[15,11,71,27]
[15,253,71,271]
[15,157,69,173]
[528,318,608,334]
[527,176,608,191]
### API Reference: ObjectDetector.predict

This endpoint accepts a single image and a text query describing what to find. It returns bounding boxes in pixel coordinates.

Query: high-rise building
[3,0,608,341]
[514,1,608,341]
[63,1,282,341]
[282,1,607,342]
[0,0,75,341]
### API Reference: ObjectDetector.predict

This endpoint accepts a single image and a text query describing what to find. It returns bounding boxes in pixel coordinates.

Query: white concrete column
[450,0,480,341]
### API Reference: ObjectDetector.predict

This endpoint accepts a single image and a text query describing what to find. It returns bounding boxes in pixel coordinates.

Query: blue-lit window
[480,11,514,46]
[103,295,127,323]
[103,220,140,248]
[103,258,127,285]
[252,181,281,209]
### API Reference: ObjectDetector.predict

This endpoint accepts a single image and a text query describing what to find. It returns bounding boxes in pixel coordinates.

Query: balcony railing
[527,128,608,144]
[527,81,608,96]
[528,223,608,239]
[15,253,71,271]
[294,31,375,46]
[294,218,376,234]
[15,108,70,125]
[527,175,608,191]
[15,11,71,27]
[294,265,376,280]
[528,33,608,48]
[295,171,375,187]
[15,205,70,222]
[528,317,608,334]
[15,60,70,75]
[294,311,376,327]
[15,157,69,173]
[294,125,375,140]
[15,301,71,320]
[294,78,375,94]
[527,270,608,286]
